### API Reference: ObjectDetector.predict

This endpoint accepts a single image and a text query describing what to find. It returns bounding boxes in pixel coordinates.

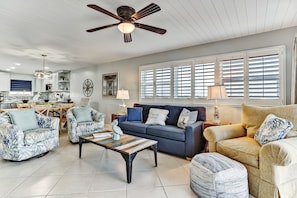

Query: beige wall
[70,26,297,124]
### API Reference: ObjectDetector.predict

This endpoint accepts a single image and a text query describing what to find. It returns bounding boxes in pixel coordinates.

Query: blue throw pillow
[72,107,93,123]
[8,109,39,131]
[127,107,143,121]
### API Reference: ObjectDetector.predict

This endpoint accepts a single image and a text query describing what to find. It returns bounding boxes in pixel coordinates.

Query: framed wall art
[102,72,118,97]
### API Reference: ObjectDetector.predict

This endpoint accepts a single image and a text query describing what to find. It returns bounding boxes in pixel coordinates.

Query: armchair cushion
[72,107,92,123]
[8,109,38,131]
[217,136,260,168]
[254,114,293,146]
[24,128,57,146]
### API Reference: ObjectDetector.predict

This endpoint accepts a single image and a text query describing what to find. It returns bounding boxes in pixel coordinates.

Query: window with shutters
[220,58,245,98]
[156,67,171,98]
[140,70,154,99]
[139,45,285,105]
[194,62,215,98]
[174,64,191,98]
[248,54,280,99]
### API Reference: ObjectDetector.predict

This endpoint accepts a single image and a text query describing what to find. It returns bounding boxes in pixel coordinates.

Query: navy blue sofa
[118,104,206,158]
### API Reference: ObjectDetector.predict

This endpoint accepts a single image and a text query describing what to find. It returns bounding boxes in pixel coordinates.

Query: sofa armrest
[185,121,204,158]
[36,114,59,130]
[0,123,25,149]
[204,124,246,152]
[260,137,297,184]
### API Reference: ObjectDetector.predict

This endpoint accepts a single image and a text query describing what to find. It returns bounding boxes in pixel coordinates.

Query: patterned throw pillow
[177,108,198,129]
[254,114,293,146]
[145,108,169,125]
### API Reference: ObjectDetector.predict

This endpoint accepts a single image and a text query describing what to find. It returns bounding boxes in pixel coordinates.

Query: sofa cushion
[24,128,56,146]
[8,109,39,131]
[145,108,169,126]
[118,121,148,134]
[72,107,92,123]
[147,125,185,141]
[127,107,142,121]
[254,114,293,146]
[217,136,260,168]
[242,104,297,137]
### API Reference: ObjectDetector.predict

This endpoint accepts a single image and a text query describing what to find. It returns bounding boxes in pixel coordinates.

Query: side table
[203,121,231,152]
[111,113,126,121]
[111,113,119,121]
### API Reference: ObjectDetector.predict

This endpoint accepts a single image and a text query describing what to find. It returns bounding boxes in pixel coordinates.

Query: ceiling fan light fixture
[118,22,135,34]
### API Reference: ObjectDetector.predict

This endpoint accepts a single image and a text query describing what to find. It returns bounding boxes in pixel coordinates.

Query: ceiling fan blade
[87,4,122,21]
[132,3,161,20]
[86,23,119,32]
[134,23,166,35]
[124,33,132,43]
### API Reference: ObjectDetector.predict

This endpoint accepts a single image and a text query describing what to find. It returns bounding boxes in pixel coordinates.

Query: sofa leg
[186,157,192,161]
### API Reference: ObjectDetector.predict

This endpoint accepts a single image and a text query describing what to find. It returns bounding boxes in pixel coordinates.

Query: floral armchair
[0,110,59,161]
[66,107,105,143]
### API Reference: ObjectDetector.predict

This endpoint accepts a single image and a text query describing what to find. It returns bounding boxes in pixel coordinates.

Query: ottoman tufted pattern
[190,152,249,198]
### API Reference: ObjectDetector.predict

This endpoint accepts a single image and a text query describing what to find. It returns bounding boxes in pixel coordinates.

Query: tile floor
[0,132,197,198]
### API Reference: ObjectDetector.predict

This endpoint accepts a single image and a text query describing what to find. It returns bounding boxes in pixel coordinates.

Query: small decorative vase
[113,133,120,141]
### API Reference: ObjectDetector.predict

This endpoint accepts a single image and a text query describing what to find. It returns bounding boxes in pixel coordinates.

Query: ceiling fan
[86,3,167,43]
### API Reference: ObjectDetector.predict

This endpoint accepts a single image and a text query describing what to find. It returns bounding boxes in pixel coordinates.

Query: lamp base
[213,105,220,124]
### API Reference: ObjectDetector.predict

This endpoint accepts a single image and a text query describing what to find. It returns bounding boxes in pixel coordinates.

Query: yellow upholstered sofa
[204,104,297,198]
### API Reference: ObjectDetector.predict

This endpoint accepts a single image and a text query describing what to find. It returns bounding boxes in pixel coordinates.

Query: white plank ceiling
[0,0,297,74]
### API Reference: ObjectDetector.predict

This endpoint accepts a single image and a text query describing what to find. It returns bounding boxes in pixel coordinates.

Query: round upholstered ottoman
[190,152,249,198]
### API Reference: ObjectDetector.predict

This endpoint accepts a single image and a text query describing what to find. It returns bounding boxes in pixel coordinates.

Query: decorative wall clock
[83,79,94,97]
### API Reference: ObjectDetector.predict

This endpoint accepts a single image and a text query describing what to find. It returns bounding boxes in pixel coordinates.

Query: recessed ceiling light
[44,66,50,70]
[14,63,21,66]
[5,68,11,71]
[10,66,16,69]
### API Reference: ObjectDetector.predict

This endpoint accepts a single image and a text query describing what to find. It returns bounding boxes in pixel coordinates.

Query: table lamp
[208,85,227,124]
[116,89,130,114]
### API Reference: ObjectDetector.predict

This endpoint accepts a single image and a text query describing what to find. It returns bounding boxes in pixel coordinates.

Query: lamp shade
[116,90,130,100]
[118,22,135,34]
[207,85,227,100]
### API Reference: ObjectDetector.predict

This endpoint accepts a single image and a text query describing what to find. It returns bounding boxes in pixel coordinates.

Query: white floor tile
[8,176,61,197]
[0,133,198,198]
[127,187,167,198]
[164,185,197,198]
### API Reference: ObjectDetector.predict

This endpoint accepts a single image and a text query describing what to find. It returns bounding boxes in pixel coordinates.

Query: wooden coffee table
[79,131,158,183]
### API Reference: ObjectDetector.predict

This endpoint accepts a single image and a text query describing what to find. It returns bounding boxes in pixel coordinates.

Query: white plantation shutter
[140,69,154,99]
[156,67,171,98]
[248,54,280,99]
[194,62,215,98]
[220,58,245,98]
[174,64,191,98]
[139,46,284,105]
